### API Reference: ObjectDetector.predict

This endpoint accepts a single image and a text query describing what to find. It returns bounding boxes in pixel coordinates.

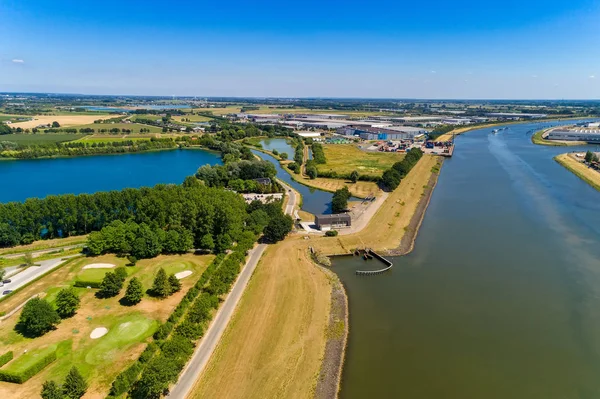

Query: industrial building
[314,214,351,231]
[486,112,547,119]
[338,125,428,141]
[546,128,600,143]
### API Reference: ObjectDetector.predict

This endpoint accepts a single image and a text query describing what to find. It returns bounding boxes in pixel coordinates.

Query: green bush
[109,362,142,397]
[0,351,13,367]
[0,351,57,384]
[325,230,338,237]
[73,280,102,289]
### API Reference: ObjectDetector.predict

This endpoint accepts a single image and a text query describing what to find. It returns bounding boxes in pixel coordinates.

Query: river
[332,120,600,399]
[0,149,221,203]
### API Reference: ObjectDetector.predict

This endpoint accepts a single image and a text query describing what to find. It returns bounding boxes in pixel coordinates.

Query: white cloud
[12,59,24,63]
[430,70,436,74]
[590,75,596,79]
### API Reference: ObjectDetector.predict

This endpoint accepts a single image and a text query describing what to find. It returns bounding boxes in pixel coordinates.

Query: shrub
[73,280,102,288]
[0,351,13,367]
[109,362,142,397]
[0,351,57,383]
[55,288,80,318]
[325,230,338,237]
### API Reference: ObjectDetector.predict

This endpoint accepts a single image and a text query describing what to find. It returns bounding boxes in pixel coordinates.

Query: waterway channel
[331,120,600,399]
[0,149,221,203]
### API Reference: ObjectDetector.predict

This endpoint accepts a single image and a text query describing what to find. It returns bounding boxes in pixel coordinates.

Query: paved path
[0,244,84,260]
[167,243,267,399]
[168,181,297,398]
[1,255,79,296]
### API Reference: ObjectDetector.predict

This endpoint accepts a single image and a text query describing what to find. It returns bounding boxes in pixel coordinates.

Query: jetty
[355,248,393,275]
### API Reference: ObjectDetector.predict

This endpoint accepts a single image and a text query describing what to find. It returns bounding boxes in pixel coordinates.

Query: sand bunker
[82,263,115,270]
[90,327,108,339]
[175,270,193,279]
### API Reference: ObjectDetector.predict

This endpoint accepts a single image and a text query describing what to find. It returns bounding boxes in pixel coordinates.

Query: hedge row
[0,351,56,384]
[107,254,226,397]
[316,169,380,182]
[0,351,13,367]
[73,280,102,289]
[128,236,258,398]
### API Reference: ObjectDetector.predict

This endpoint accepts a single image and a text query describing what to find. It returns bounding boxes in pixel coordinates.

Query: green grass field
[0,133,88,145]
[0,115,31,122]
[71,122,162,134]
[317,144,404,176]
[2,342,61,373]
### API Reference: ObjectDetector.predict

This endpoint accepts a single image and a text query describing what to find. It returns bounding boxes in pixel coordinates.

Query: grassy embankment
[555,153,600,191]
[0,253,213,398]
[531,129,586,146]
[190,155,441,398]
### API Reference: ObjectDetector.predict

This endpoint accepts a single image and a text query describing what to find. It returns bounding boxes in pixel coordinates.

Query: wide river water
[332,120,600,399]
[0,149,221,203]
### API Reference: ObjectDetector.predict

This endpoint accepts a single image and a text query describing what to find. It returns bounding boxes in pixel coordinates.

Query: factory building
[338,125,428,141]
[546,129,600,143]
[314,214,351,231]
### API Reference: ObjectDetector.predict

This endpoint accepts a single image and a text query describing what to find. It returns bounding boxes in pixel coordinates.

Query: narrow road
[168,182,298,398]
[0,244,84,260]
[1,255,79,296]
[167,243,267,399]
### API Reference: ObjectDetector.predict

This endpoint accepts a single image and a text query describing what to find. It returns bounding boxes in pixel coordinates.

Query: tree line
[380,148,424,190]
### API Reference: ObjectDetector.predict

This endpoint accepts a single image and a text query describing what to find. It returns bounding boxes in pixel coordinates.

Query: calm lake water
[0,149,221,203]
[257,138,295,159]
[332,120,600,399]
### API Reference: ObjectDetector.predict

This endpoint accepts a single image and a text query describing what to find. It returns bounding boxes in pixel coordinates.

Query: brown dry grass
[9,115,116,129]
[0,235,87,256]
[296,176,380,198]
[189,239,331,399]
[555,153,600,191]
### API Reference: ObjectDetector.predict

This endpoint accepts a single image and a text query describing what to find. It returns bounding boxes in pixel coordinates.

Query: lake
[257,138,295,159]
[0,149,221,203]
[332,120,600,399]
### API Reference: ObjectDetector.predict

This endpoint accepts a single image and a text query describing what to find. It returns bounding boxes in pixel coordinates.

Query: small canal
[331,119,600,399]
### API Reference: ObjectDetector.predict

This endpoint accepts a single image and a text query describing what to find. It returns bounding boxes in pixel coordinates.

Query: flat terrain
[317,144,404,176]
[555,153,600,191]
[8,114,116,129]
[0,253,213,398]
[70,122,163,134]
[532,129,586,146]
[191,155,440,399]
[171,114,212,123]
[189,240,331,399]
[295,176,380,198]
[73,134,157,144]
[0,133,88,145]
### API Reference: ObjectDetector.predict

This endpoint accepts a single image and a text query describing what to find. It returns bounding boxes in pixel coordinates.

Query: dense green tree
[62,367,87,399]
[151,268,171,298]
[0,223,20,247]
[97,272,123,298]
[123,277,144,305]
[331,186,351,213]
[263,213,293,243]
[280,152,288,160]
[114,266,128,283]
[132,224,163,259]
[168,274,182,294]
[52,121,61,128]
[585,150,595,163]
[0,267,4,281]
[247,209,270,235]
[17,298,60,337]
[350,170,359,183]
[306,165,318,179]
[199,233,215,251]
[41,380,63,399]
[55,288,80,318]
[381,169,402,191]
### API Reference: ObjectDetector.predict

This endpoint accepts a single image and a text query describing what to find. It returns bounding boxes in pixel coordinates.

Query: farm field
[171,114,213,123]
[317,144,404,176]
[71,122,162,134]
[0,115,31,123]
[232,105,393,117]
[0,133,89,145]
[8,114,117,129]
[0,253,213,398]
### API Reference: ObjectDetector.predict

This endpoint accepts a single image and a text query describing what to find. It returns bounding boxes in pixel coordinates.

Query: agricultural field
[0,133,88,145]
[317,144,404,176]
[0,115,31,123]
[171,114,212,123]
[0,253,213,398]
[70,122,163,134]
[7,114,116,129]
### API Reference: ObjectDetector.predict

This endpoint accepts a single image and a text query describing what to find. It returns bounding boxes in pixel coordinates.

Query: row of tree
[380,148,424,190]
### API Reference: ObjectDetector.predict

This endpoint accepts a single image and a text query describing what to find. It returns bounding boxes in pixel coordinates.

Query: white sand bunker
[90,327,108,339]
[82,263,115,270]
[175,270,193,280]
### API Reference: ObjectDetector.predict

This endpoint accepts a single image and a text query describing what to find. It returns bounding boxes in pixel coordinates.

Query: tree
[0,267,4,282]
[585,150,594,163]
[150,268,171,298]
[306,166,318,179]
[62,367,87,399]
[123,277,144,305]
[350,170,359,183]
[24,252,34,266]
[280,153,288,160]
[114,266,128,283]
[331,187,351,213]
[41,380,63,399]
[168,274,182,294]
[97,272,123,298]
[17,298,60,337]
[55,288,80,318]
[52,121,61,128]
[381,168,402,191]
[263,213,293,243]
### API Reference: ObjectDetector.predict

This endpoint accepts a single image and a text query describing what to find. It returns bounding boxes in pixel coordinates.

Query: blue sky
[1,0,599,98]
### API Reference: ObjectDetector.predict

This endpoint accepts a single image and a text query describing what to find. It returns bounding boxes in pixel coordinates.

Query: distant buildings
[486,112,547,119]
[338,125,428,141]
[546,128,600,143]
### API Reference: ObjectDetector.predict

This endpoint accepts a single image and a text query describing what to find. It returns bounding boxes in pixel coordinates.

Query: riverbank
[531,128,586,146]
[555,153,600,191]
